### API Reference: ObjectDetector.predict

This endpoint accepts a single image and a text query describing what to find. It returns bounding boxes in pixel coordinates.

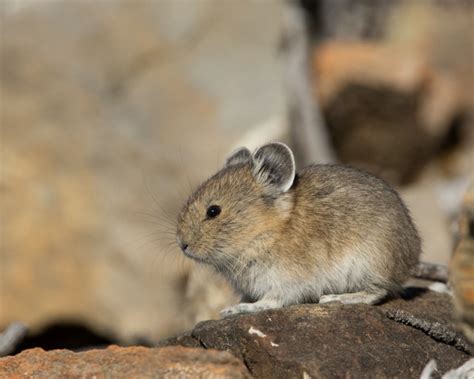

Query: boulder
[1,288,470,378]
[160,289,471,378]
[0,345,250,378]
[450,181,474,344]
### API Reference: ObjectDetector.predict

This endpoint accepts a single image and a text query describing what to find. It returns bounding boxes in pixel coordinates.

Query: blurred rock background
[0,0,285,345]
[0,0,472,351]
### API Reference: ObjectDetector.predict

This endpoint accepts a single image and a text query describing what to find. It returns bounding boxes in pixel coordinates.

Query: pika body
[176,142,421,317]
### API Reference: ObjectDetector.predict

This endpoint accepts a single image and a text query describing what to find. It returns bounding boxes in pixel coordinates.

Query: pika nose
[177,237,188,252]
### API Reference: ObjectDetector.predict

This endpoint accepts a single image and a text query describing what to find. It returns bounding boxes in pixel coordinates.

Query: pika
[176,142,421,317]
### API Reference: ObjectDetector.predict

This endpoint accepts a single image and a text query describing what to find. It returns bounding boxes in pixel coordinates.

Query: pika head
[176,143,295,269]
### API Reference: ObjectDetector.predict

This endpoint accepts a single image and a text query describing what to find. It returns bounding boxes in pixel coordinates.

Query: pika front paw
[220,300,283,318]
[220,303,255,318]
[319,294,342,304]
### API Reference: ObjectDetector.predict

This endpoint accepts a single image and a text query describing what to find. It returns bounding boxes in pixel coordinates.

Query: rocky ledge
[0,345,250,379]
[159,288,471,378]
[1,289,471,378]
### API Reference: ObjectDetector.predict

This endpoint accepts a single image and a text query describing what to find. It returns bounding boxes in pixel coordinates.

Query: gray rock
[160,289,471,378]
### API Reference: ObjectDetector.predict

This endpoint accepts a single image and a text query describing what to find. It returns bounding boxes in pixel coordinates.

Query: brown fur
[176,143,421,315]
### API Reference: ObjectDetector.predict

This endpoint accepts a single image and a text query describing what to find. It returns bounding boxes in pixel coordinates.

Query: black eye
[206,205,221,219]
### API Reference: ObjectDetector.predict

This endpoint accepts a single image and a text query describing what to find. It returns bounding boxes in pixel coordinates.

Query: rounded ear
[225,147,252,167]
[252,142,295,192]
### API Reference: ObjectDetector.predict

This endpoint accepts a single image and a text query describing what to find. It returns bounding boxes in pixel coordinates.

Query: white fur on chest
[235,246,378,305]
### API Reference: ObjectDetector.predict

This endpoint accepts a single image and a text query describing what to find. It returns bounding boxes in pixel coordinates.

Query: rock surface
[0,345,250,378]
[160,289,471,378]
[0,288,471,378]
[450,181,474,344]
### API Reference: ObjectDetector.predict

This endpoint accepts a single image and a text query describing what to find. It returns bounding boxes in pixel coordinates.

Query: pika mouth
[181,247,209,264]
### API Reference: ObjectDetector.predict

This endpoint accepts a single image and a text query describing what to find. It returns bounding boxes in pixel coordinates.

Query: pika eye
[206,205,221,219]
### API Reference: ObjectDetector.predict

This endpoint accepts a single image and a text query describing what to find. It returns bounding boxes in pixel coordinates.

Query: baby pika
[176,142,421,317]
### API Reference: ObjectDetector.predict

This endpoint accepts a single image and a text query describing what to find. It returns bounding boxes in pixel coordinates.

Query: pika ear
[252,142,295,192]
[225,147,252,167]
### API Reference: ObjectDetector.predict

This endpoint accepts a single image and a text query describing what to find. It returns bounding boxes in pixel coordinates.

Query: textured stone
[161,289,471,378]
[450,181,474,344]
[0,345,250,379]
